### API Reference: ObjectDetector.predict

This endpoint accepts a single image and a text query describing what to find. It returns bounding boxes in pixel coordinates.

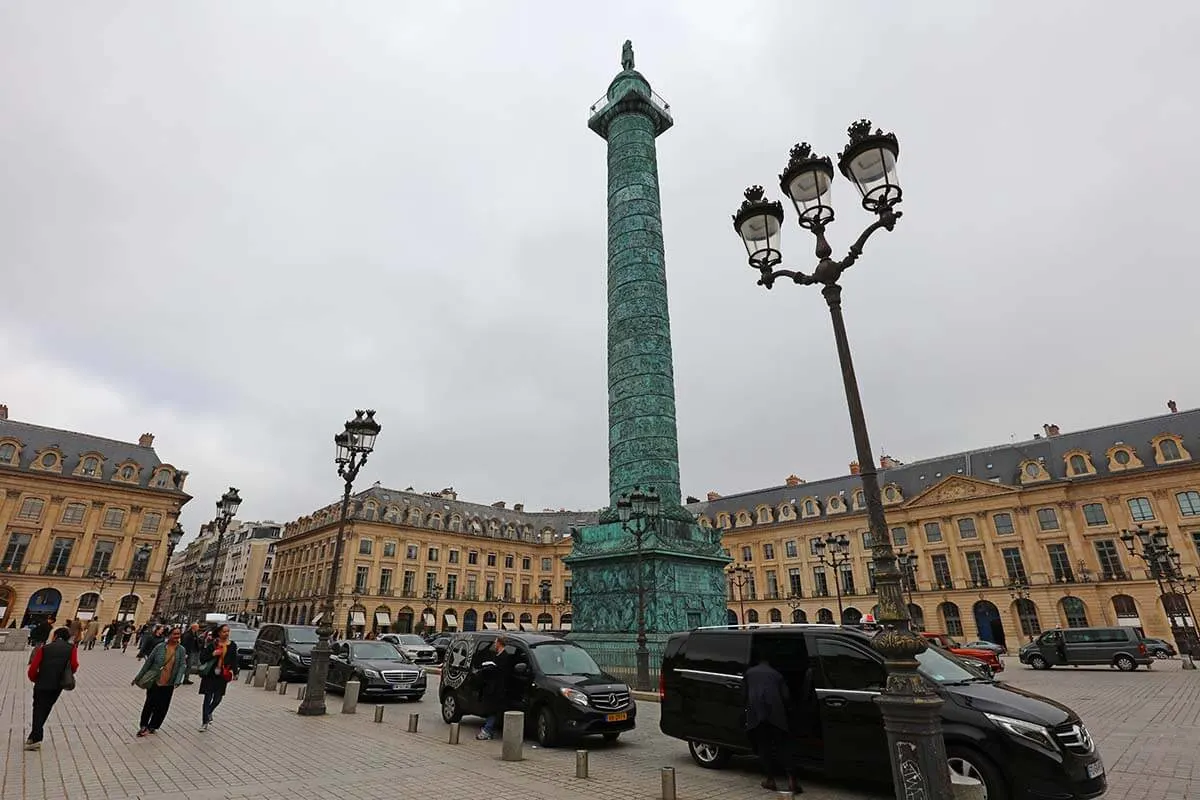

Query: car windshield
[917,644,993,684]
[228,631,257,644]
[286,628,320,644]
[531,643,603,676]
[351,642,408,661]
[396,635,426,645]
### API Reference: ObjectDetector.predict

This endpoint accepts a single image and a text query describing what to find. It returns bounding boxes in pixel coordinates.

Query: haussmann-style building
[0,404,191,630]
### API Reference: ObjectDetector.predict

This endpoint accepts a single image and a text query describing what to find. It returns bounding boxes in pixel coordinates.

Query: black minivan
[252,624,321,682]
[660,626,1106,800]
[439,631,636,747]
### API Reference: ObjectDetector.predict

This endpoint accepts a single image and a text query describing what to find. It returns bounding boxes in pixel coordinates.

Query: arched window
[1160,439,1182,461]
[1112,594,1138,619]
[816,608,834,624]
[1069,455,1087,474]
[803,500,817,516]
[853,489,865,509]
[747,609,760,624]
[768,608,782,623]
[791,608,807,623]
[1061,596,1089,628]
[907,603,925,631]
[1015,599,1041,636]
[939,602,964,637]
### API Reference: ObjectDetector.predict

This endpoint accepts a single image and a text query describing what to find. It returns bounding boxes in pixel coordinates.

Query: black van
[252,624,321,681]
[438,631,636,747]
[660,625,1106,800]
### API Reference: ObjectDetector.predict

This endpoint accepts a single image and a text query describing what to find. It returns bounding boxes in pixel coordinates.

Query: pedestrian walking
[24,627,79,751]
[67,618,83,644]
[743,657,803,794]
[137,625,165,660]
[131,626,188,736]
[30,616,52,647]
[475,635,513,740]
[104,620,120,650]
[121,623,135,653]
[197,624,239,731]
[180,623,201,685]
[83,619,101,650]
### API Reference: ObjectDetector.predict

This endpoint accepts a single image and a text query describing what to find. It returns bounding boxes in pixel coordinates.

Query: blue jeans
[202,690,223,724]
[482,714,499,736]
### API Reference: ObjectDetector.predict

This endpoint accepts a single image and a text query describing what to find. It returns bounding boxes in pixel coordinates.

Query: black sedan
[227,628,259,669]
[327,640,427,700]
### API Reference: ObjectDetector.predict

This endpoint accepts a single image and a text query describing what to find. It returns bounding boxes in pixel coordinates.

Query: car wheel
[948,745,1007,800]
[536,706,560,748]
[1154,650,1169,660]
[1115,654,1137,671]
[688,740,731,769]
[602,732,620,743]
[1029,654,1049,670]
[440,692,462,724]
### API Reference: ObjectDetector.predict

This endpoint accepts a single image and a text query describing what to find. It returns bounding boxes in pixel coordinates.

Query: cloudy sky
[2,2,1197,539]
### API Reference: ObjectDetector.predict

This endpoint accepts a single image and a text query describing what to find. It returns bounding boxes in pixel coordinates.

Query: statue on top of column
[621,40,635,71]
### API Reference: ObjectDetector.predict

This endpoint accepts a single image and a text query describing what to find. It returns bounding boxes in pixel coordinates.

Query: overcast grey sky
[2,2,1197,539]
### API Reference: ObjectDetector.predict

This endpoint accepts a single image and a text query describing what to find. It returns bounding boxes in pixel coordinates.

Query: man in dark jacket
[476,636,513,740]
[30,616,52,647]
[137,625,165,660]
[25,627,79,751]
[744,658,802,794]
[180,623,201,685]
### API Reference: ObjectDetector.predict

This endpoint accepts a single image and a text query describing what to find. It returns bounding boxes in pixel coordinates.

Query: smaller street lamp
[617,486,662,691]
[726,563,752,625]
[785,591,805,623]
[423,583,444,634]
[896,548,919,608]
[125,543,153,623]
[1007,578,1031,602]
[1120,525,1198,669]
[203,487,244,613]
[813,533,851,621]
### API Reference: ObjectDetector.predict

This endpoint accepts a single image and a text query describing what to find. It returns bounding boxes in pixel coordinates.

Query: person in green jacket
[131,626,189,737]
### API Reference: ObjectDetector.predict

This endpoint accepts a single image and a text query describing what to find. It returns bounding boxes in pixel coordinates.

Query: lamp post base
[298,633,333,716]
[635,644,651,692]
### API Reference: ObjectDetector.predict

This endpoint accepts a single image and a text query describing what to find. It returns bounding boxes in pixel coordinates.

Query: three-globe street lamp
[90,568,119,622]
[1007,578,1031,602]
[152,521,185,620]
[896,548,919,608]
[126,543,153,623]
[616,485,662,692]
[1119,524,1199,670]
[813,533,852,621]
[726,563,753,625]
[300,409,381,716]
[785,591,805,624]
[424,583,445,634]
[203,488,244,614]
[732,120,953,799]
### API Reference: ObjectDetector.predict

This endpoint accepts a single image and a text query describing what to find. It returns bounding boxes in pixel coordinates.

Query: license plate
[1086,760,1104,779]
[606,713,628,722]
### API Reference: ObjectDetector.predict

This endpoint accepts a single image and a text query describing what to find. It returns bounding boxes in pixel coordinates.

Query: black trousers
[29,688,63,743]
[140,685,175,730]
[748,723,796,780]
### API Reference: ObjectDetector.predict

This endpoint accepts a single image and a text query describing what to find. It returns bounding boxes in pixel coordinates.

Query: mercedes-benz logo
[600,693,616,706]
[1075,724,1094,751]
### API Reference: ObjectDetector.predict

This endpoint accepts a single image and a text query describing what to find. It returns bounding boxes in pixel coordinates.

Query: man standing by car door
[476,636,513,741]
[744,657,803,794]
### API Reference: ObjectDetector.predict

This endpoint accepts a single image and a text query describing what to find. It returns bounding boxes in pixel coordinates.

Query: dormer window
[802,499,818,517]
[716,513,731,529]
[756,506,773,524]
[778,504,794,520]
[1064,450,1096,477]
[1160,439,1181,460]
[1019,459,1051,484]
[852,489,865,509]
[1151,435,1189,464]
[121,465,136,480]
[883,484,903,504]
[0,442,16,466]
[735,511,753,527]
[1105,445,1144,472]
[827,496,844,514]
[152,469,172,488]
[37,451,62,471]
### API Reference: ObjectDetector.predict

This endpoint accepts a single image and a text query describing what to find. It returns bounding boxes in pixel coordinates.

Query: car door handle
[822,696,847,708]
[724,681,741,689]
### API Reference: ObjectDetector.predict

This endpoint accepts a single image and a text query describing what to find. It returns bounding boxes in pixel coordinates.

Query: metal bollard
[252,664,268,688]
[295,683,306,701]
[575,749,589,778]
[374,705,384,723]
[660,767,676,800]
[264,665,281,692]
[277,681,289,695]
[243,669,254,684]
[447,722,460,744]
[342,681,360,714]
[501,710,524,762]
[407,712,419,732]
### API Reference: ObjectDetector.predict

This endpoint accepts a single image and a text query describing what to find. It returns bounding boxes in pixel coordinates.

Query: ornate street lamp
[152,522,185,619]
[616,485,661,691]
[1120,524,1198,670]
[725,563,753,625]
[731,121,952,798]
[1007,578,1031,601]
[125,543,153,623]
[203,488,244,613]
[896,548,919,608]
[423,583,444,634]
[785,591,805,623]
[90,568,119,621]
[300,409,381,716]
[813,533,852,621]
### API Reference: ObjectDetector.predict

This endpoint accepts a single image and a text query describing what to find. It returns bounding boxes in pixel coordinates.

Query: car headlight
[984,712,1058,755]
[286,651,302,662]
[560,688,589,708]
[361,668,381,678]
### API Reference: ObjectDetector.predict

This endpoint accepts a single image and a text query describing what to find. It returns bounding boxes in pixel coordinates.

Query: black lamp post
[732,120,952,799]
[616,485,661,692]
[813,533,852,621]
[423,583,444,634]
[896,548,919,609]
[90,569,118,622]
[151,522,185,620]
[785,591,805,623]
[126,543,153,623]
[1007,578,1031,601]
[300,409,381,716]
[1119,525,1198,670]
[203,488,244,614]
[726,563,752,624]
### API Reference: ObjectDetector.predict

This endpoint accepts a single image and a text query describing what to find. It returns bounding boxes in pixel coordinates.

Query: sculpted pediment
[904,476,1018,508]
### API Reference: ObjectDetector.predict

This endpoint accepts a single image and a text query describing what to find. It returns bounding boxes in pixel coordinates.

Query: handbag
[134,668,158,689]
[60,660,76,691]
[221,665,235,682]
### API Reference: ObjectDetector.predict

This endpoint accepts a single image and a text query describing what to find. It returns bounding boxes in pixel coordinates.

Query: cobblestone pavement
[2,648,1197,799]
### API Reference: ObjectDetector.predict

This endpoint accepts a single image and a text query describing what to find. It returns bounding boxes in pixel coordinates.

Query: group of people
[23,620,240,750]
[25,615,139,651]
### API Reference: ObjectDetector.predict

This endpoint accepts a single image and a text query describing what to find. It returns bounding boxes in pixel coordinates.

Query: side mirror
[513,662,530,676]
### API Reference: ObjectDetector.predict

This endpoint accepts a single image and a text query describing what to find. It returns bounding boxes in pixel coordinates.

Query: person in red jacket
[25,627,79,751]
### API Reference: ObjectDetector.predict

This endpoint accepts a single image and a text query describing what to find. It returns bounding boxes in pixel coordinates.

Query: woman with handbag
[24,627,79,751]
[197,624,238,731]
[131,626,188,737]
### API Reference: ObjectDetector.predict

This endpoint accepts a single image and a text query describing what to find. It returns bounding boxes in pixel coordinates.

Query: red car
[921,632,1005,673]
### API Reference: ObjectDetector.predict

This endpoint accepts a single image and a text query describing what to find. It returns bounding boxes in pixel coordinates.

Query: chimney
[513,503,524,512]
[706,491,722,501]
[1168,400,1178,413]
[785,474,803,487]
[0,404,7,420]
[491,501,506,509]
[880,454,901,469]
[849,460,861,475]
[686,495,700,504]
[440,487,457,500]
[138,432,155,447]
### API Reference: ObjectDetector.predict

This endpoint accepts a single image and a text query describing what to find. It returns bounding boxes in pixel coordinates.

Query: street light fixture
[731,120,951,799]
[152,522,185,620]
[423,583,444,634]
[785,591,805,623]
[1119,524,1198,670]
[896,548,919,608]
[124,543,153,623]
[1007,578,1031,601]
[616,485,661,691]
[725,563,753,625]
[300,409,381,716]
[203,487,244,614]
[813,533,852,621]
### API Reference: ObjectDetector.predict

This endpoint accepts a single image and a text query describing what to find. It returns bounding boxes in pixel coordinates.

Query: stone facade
[0,405,190,629]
